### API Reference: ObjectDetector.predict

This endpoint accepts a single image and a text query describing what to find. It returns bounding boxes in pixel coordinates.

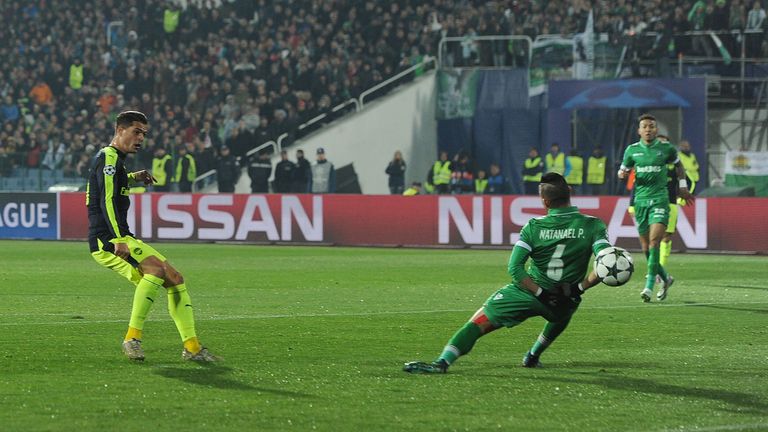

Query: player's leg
[523,315,573,367]
[660,204,678,268]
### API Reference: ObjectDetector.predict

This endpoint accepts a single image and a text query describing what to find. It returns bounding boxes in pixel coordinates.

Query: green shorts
[633,202,670,234]
[482,284,580,328]
[666,204,679,234]
[91,236,166,285]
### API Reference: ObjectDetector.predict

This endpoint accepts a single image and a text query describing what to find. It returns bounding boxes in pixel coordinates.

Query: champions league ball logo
[562,81,691,109]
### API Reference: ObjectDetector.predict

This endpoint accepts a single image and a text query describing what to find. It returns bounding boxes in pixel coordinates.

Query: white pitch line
[1,301,767,327]
[659,422,768,432]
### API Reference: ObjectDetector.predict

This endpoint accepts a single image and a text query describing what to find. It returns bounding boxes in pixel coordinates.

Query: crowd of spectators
[1,0,767,190]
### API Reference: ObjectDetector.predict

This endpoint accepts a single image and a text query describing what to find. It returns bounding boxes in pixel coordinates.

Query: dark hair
[638,113,656,123]
[116,111,148,128]
[540,172,570,207]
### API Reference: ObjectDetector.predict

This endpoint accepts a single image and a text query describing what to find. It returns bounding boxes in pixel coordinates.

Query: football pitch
[1,240,767,432]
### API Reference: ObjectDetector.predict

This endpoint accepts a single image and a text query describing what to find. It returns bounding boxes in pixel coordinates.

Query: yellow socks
[167,283,198,349]
[124,326,142,342]
[183,337,202,354]
[127,274,163,336]
[660,239,672,267]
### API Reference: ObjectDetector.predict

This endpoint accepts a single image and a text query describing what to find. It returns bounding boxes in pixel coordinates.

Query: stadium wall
[235,72,438,194]
[3,192,764,254]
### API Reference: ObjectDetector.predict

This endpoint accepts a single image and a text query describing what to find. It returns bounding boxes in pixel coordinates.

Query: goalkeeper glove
[534,288,562,308]
[554,282,585,300]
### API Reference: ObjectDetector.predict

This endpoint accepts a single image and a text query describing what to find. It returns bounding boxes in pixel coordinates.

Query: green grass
[1,240,767,432]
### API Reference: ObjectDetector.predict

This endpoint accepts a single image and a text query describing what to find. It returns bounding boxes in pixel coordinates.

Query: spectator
[545,143,570,177]
[151,147,173,192]
[1,96,19,123]
[310,148,335,194]
[486,163,506,195]
[215,145,239,193]
[174,145,197,192]
[293,149,311,193]
[273,150,296,193]
[450,152,474,194]
[523,148,544,195]
[747,1,766,57]
[29,80,54,106]
[385,150,407,195]
[248,150,272,193]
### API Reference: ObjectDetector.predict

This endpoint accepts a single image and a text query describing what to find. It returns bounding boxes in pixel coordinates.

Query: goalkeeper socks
[646,247,660,290]
[530,320,570,356]
[437,322,483,365]
[126,274,162,335]
[167,283,198,344]
[530,334,552,357]
[660,240,671,267]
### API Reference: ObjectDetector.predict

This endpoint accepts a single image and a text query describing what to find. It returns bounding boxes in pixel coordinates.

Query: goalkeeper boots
[122,338,145,361]
[640,288,653,303]
[657,275,674,301]
[403,360,448,374]
[522,351,542,368]
[182,347,220,362]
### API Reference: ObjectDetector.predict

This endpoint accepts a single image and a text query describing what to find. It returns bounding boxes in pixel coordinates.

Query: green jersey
[621,139,679,206]
[510,206,609,290]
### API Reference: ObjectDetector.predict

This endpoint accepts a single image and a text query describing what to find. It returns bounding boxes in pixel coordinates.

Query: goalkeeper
[403,172,612,373]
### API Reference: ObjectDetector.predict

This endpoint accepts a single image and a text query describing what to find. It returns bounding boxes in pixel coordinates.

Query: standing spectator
[273,150,296,193]
[565,149,584,196]
[30,79,54,106]
[545,143,570,177]
[310,148,336,194]
[215,145,239,193]
[151,147,173,192]
[1,96,19,123]
[0,146,11,177]
[523,148,544,195]
[432,151,452,194]
[586,146,608,196]
[746,1,766,57]
[174,145,197,192]
[688,1,714,57]
[487,163,506,194]
[385,150,407,194]
[293,149,311,193]
[69,58,84,90]
[678,139,701,191]
[248,151,272,193]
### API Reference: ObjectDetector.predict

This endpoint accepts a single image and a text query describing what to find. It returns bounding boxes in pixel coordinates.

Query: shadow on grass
[708,284,768,292]
[520,372,768,414]
[683,301,768,315]
[153,365,314,398]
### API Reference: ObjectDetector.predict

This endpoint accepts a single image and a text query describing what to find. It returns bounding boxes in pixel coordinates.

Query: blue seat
[5,177,23,191]
[24,177,42,191]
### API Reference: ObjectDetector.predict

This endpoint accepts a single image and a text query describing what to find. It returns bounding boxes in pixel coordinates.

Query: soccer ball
[594,246,634,287]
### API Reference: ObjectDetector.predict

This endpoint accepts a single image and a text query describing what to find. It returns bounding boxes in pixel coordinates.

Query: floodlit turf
[1,240,767,432]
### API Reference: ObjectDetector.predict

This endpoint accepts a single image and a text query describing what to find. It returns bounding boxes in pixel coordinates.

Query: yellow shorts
[91,236,166,285]
[666,204,679,234]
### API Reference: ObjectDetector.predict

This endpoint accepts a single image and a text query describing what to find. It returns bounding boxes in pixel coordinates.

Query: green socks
[646,246,669,289]
[167,283,197,342]
[128,274,162,331]
[438,322,483,365]
[530,319,571,356]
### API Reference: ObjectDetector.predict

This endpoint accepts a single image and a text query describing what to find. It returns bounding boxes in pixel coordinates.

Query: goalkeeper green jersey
[621,138,679,206]
[510,206,609,290]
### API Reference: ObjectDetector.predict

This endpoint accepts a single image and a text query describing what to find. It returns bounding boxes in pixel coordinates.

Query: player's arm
[580,221,612,291]
[674,161,694,204]
[128,170,156,185]
[617,146,634,179]
[508,227,562,306]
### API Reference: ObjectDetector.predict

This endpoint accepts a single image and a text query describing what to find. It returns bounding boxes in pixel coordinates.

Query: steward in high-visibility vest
[432,151,452,194]
[586,146,608,195]
[523,147,544,195]
[678,139,700,190]
[151,147,173,192]
[545,144,567,175]
[164,8,180,33]
[69,60,84,90]
[174,147,197,192]
[565,152,584,186]
[475,170,488,194]
[403,182,422,196]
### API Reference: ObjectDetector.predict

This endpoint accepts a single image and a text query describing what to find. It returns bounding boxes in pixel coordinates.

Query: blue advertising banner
[0,193,58,239]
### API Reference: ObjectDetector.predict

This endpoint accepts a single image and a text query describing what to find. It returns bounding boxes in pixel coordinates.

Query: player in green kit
[403,172,612,373]
[618,114,694,302]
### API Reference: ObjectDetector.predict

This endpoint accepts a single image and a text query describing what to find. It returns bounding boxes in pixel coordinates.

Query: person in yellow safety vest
[403,182,422,196]
[475,169,488,194]
[545,143,571,177]
[174,146,197,192]
[565,149,584,195]
[678,139,700,193]
[164,5,180,33]
[432,151,452,194]
[586,146,608,195]
[69,58,84,90]
[522,147,544,195]
[151,147,173,192]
